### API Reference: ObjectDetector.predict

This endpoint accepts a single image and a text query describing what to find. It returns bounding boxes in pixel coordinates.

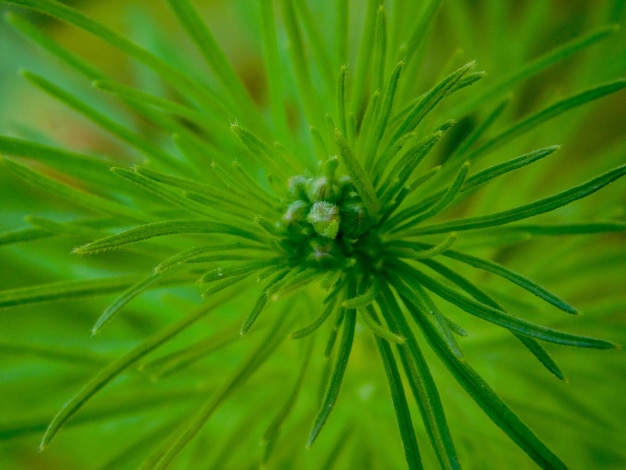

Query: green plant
[1,0,625,469]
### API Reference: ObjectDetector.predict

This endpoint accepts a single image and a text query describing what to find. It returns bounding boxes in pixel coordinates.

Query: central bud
[308,201,340,239]
[278,157,373,267]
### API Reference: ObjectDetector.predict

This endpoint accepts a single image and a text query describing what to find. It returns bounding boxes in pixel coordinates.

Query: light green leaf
[397,284,568,469]
[139,326,239,380]
[398,261,616,349]
[335,129,381,218]
[364,60,405,170]
[133,167,216,195]
[406,258,566,381]
[335,0,349,67]
[360,305,405,344]
[241,267,319,335]
[410,233,458,260]
[356,90,382,156]
[336,65,349,137]
[372,5,388,92]
[403,164,626,236]
[393,240,577,315]
[21,70,180,170]
[0,277,136,309]
[201,274,252,299]
[402,0,442,65]
[279,0,324,129]
[0,340,105,366]
[448,96,511,162]
[484,221,626,237]
[387,61,475,146]
[375,332,423,470]
[462,146,560,194]
[451,71,486,93]
[467,80,626,160]
[408,162,469,225]
[92,272,165,335]
[292,0,335,94]
[258,0,290,141]
[515,335,566,382]
[378,283,460,470]
[25,216,103,240]
[5,0,220,114]
[164,0,257,120]
[110,167,217,217]
[93,80,211,127]
[0,227,50,246]
[443,247,577,314]
[39,296,230,450]
[74,220,264,254]
[378,166,442,226]
[198,259,278,285]
[379,128,447,204]
[3,390,199,442]
[149,307,291,469]
[307,306,356,448]
[402,281,464,360]
[290,288,344,339]
[155,243,264,274]
[5,12,104,80]
[231,123,292,178]
[458,24,620,115]
[342,282,379,309]
[390,145,559,232]
[350,0,379,112]
[1,157,142,221]
[262,338,314,463]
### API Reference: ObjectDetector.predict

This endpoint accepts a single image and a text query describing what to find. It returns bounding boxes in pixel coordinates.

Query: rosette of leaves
[1,1,625,469]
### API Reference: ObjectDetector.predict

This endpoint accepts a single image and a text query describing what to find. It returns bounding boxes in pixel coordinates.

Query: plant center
[277,159,378,270]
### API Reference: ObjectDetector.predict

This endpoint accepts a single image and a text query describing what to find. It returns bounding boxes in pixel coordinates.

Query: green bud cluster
[279,161,373,266]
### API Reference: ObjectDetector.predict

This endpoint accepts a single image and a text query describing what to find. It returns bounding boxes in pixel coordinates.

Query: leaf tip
[71,246,86,256]
[464,59,477,71]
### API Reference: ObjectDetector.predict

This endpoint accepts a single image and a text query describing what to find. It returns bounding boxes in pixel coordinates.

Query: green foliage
[1,1,625,469]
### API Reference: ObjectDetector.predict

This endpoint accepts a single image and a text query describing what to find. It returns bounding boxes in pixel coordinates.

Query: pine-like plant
[1,1,625,469]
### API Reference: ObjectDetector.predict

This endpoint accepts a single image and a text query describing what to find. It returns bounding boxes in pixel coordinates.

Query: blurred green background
[0,1,624,469]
